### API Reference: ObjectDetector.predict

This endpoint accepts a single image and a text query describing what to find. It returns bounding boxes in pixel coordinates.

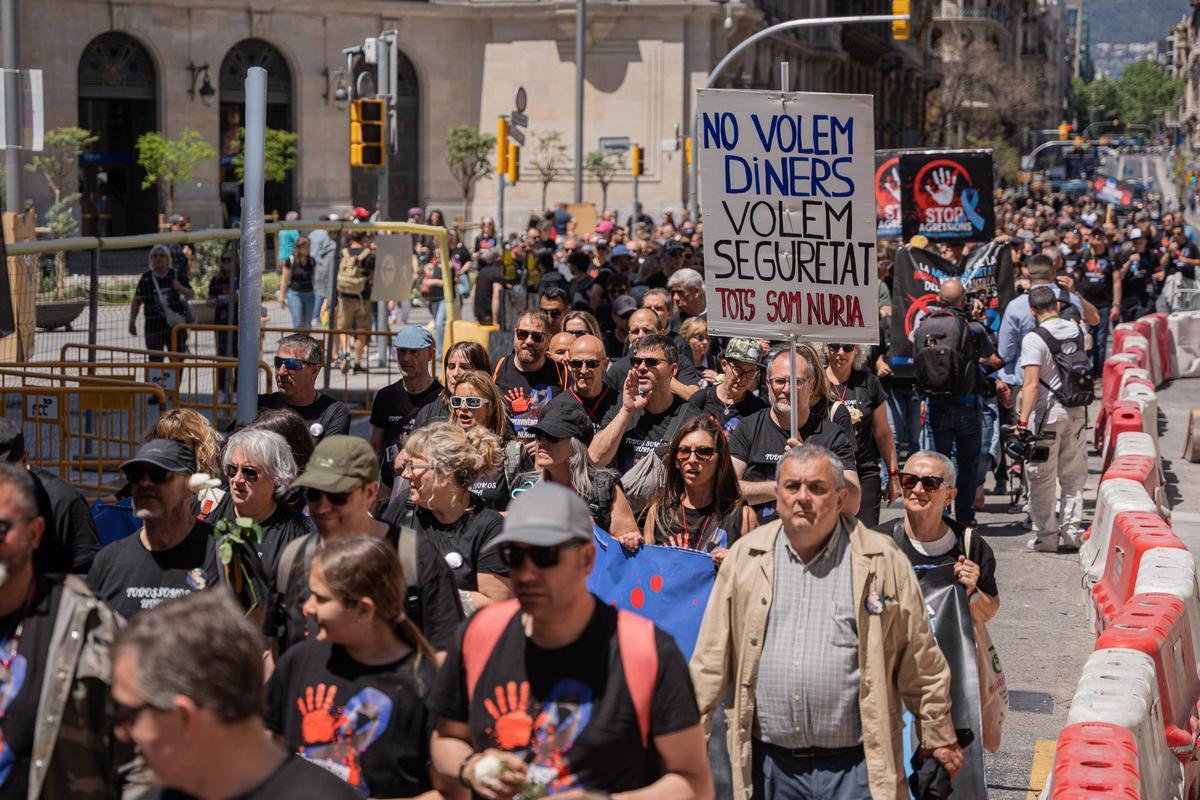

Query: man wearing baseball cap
[88,440,266,620]
[429,482,713,799]
[605,294,638,358]
[684,338,768,434]
[370,326,443,487]
[269,436,462,657]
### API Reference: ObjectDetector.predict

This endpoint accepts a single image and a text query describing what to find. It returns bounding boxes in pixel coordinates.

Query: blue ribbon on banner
[961,188,986,232]
[587,529,717,660]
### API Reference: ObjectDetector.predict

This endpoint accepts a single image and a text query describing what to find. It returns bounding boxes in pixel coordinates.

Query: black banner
[875,151,904,240]
[0,236,12,339]
[900,150,995,243]
[889,242,1013,377]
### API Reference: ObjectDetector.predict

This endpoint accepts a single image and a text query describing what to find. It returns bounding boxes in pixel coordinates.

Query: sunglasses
[224,464,260,483]
[826,344,855,353]
[274,356,314,371]
[0,516,32,538]
[305,486,352,506]
[516,329,546,344]
[675,445,716,462]
[124,465,173,485]
[107,697,164,728]
[630,356,665,369]
[565,329,588,338]
[532,429,563,444]
[450,395,489,410]
[498,540,583,569]
[897,473,947,492]
[540,308,564,319]
[569,358,603,370]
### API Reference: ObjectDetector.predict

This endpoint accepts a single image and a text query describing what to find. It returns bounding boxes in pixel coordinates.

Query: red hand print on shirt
[484,680,533,749]
[298,683,344,744]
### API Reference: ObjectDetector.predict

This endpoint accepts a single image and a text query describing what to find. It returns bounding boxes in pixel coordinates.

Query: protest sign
[876,151,904,240]
[587,529,716,659]
[696,89,878,343]
[1094,176,1133,207]
[369,233,414,303]
[899,149,995,243]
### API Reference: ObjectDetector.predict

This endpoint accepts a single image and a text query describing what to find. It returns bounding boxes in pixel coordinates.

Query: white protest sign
[371,233,414,303]
[697,89,878,343]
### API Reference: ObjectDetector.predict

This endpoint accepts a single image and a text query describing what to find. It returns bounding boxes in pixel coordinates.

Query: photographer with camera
[1016,285,1093,553]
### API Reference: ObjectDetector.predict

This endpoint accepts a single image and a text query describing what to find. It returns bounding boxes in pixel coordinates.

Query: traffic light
[1058,122,1072,140]
[350,99,385,168]
[684,136,693,167]
[891,0,910,40]
[497,117,509,175]
[507,141,520,184]
[631,145,643,177]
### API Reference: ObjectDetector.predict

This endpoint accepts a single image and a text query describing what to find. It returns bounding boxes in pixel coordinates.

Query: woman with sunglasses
[679,317,717,385]
[220,429,314,575]
[643,416,755,567]
[449,370,525,512]
[825,341,899,527]
[410,341,492,431]
[266,534,450,799]
[512,400,640,544]
[561,309,602,339]
[683,337,767,434]
[400,422,512,611]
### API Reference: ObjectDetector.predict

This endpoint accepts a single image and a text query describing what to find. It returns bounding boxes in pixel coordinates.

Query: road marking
[1027,738,1057,799]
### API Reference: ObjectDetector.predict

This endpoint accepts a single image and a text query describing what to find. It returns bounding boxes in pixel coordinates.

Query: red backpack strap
[617,610,659,748]
[463,599,522,702]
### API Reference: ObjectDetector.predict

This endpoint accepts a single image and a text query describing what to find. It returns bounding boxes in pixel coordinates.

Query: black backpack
[914,310,974,400]
[1035,325,1095,408]
[1054,286,1082,323]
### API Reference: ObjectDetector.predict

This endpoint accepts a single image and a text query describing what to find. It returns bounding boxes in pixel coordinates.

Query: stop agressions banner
[697,88,878,344]
[899,149,995,243]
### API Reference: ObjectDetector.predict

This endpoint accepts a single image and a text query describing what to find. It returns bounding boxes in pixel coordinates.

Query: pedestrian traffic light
[497,117,509,176]
[631,145,643,177]
[1059,122,1072,140]
[684,137,693,167]
[507,142,520,184]
[350,99,385,168]
[891,0,910,40]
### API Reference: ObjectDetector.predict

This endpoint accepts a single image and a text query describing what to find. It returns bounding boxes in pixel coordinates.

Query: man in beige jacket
[690,444,962,799]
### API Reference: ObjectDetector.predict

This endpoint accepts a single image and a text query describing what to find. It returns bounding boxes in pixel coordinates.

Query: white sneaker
[1026,537,1058,553]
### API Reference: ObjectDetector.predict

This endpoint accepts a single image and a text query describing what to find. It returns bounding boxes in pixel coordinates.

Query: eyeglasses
[826,344,855,353]
[725,362,758,380]
[568,358,603,370]
[675,445,716,462]
[897,473,947,492]
[304,486,354,506]
[124,465,173,485]
[532,429,563,444]
[540,308,564,319]
[516,329,546,344]
[565,329,588,338]
[107,697,165,728]
[630,356,665,369]
[274,356,314,371]
[768,377,812,389]
[498,540,583,569]
[224,464,260,483]
[450,395,489,410]
[397,459,432,475]
[0,516,32,538]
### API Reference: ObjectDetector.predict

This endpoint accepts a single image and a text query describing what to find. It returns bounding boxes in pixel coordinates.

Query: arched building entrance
[77,32,158,235]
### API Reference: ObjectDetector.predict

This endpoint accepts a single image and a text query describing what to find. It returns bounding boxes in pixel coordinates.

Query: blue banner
[587,529,717,660]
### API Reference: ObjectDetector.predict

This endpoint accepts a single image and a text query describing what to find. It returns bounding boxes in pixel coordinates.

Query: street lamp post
[687,13,909,221]
[574,0,584,203]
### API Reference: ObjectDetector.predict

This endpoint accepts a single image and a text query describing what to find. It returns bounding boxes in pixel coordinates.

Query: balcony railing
[938,3,1014,24]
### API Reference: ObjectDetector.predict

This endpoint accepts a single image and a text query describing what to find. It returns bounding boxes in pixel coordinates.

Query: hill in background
[1085,0,1188,45]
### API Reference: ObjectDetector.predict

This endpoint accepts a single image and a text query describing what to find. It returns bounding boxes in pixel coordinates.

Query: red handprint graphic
[484,680,533,749]
[504,387,530,414]
[298,684,344,744]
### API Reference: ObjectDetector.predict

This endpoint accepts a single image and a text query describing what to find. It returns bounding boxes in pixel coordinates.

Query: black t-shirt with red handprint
[493,356,566,440]
[428,597,700,795]
[266,641,438,798]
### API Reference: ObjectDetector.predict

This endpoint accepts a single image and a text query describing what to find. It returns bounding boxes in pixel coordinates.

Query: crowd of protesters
[4,184,1190,799]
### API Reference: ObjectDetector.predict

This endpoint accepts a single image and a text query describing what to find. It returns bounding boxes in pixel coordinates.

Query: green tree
[136,128,215,216]
[529,130,569,212]
[445,125,495,225]
[26,127,98,298]
[584,150,624,213]
[232,128,299,184]
[1116,59,1182,129]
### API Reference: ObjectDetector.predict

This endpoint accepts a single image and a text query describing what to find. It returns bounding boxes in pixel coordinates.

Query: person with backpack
[1016,285,1093,552]
[428,482,714,800]
[911,279,996,525]
[335,231,376,373]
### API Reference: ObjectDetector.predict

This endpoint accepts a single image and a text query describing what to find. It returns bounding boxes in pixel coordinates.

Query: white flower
[473,754,504,788]
[188,473,222,493]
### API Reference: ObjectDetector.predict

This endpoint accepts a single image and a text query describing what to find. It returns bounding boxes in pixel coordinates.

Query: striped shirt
[753,522,862,749]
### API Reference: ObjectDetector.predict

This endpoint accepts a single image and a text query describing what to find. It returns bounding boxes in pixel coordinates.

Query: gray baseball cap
[485,482,593,549]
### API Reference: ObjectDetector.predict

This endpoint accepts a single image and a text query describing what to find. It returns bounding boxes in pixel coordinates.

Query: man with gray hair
[667,267,706,322]
[112,591,357,799]
[692,444,960,799]
[258,333,351,442]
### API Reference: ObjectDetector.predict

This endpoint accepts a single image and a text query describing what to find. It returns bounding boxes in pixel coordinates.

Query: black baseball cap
[529,399,594,445]
[119,439,197,474]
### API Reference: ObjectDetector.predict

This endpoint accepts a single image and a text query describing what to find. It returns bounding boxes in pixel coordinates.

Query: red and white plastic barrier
[1145,314,1174,381]
[1081,478,1159,598]
[1091,512,1185,636]
[1134,548,1200,667]
[1104,454,1167,519]
[1168,311,1200,379]
[1104,401,1148,471]
[1050,722,1142,799]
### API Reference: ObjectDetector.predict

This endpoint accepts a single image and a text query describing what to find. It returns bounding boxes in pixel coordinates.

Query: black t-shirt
[257,392,351,442]
[278,528,463,655]
[493,356,566,438]
[86,521,222,619]
[729,408,857,522]
[828,370,887,473]
[371,379,444,485]
[214,499,314,580]
[884,517,999,598]
[286,255,316,294]
[135,267,190,323]
[474,264,503,324]
[1063,246,1087,278]
[468,462,513,513]
[429,598,700,795]
[551,383,621,434]
[684,385,767,437]
[1169,239,1200,276]
[265,642,437,798]
[603,329,629,359]
[140,754,360,800]
[653,503,745,552]
[0,575,60,800]
[30,465,100,574]
[599,396,690,472]
[1078,254,1115,306]
[1121,248,1154,304]
[606,352,701,393]
[411,397,451,432]
[411,504,506,592]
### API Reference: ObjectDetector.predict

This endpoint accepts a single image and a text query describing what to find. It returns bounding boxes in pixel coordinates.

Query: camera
[1001,424,1056,464]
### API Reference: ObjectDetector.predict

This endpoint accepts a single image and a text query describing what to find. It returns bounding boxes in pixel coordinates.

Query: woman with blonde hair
[400,422,512,611]
[445,369,525,512]
[266,534,452,799]
[679,316,717,384]
[147,407,221,478]
[561,308,602,339]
